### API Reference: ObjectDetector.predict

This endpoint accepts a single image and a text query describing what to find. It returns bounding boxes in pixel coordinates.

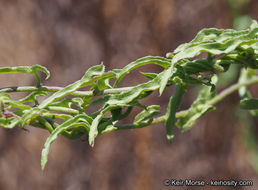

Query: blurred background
[0,0,258,189]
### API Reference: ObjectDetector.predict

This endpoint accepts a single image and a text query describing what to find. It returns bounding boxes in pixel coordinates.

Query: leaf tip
[89,134,96,147]
[159,85,166,95]
[41,158,46,170]
[89,140,95,147]
[166,134,174,142]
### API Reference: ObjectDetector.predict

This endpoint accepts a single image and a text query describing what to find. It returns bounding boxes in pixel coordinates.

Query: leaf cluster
[0,20,257,169]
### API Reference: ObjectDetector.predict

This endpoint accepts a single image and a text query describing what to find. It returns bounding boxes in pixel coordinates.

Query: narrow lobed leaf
[41,114,92,169]
[0,65,50,86]
[38,64,105,109]
[113,56,171,87]
[165,84,186,141]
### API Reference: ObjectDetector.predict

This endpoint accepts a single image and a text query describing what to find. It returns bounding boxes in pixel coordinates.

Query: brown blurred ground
[0,0,258,190]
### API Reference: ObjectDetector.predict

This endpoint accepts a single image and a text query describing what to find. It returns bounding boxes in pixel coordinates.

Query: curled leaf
[107,70,167,106]
[0,117,20,128]
[165,84,186,141]
[41,114,92,169]
[39,64,105,109]
[113,56,171,87]
[176,86,215,132]
[172,22,258,64]
[0,65,50,86]
[89,114,103,147]
[134,105,160,124]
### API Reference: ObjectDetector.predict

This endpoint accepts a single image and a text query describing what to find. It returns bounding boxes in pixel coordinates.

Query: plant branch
[208,76,258,105]
[0,85,134,97]
[1,75,258,134]
[113,76,258,131]
[46,106,80,114]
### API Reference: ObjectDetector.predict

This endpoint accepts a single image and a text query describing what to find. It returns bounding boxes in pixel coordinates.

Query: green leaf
[176,86,215,132]
[48,97,85,111]
[38,64,105,109]
[20,108,41,127]
[99,123,117,135]
[107,70,167,106]
[172,20,258,64]
[95,72,115,90]
[111,107,132,121]
[89,95,111,107]
[0,65,50,86]
[72,98,84,109]
[134,105,160,124]
[156,21,258,96]
[42,113,72,121]
[240,98,258,110]
[182,59,215,73]
[159,63,175,94]
[0,93,11,102]
[88,114,103,147]
[0,93,32,112]
[19,91,49,104]
[113,56,171,87]
[141,72,158,80]
[5,100,31,110]
[233,47,258,69]
[111,108,122,121]
[41,114,92,169]
[88,105,114,147]
[48,98,73,108]
[0,117,20,128]
[165,84,186,141]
